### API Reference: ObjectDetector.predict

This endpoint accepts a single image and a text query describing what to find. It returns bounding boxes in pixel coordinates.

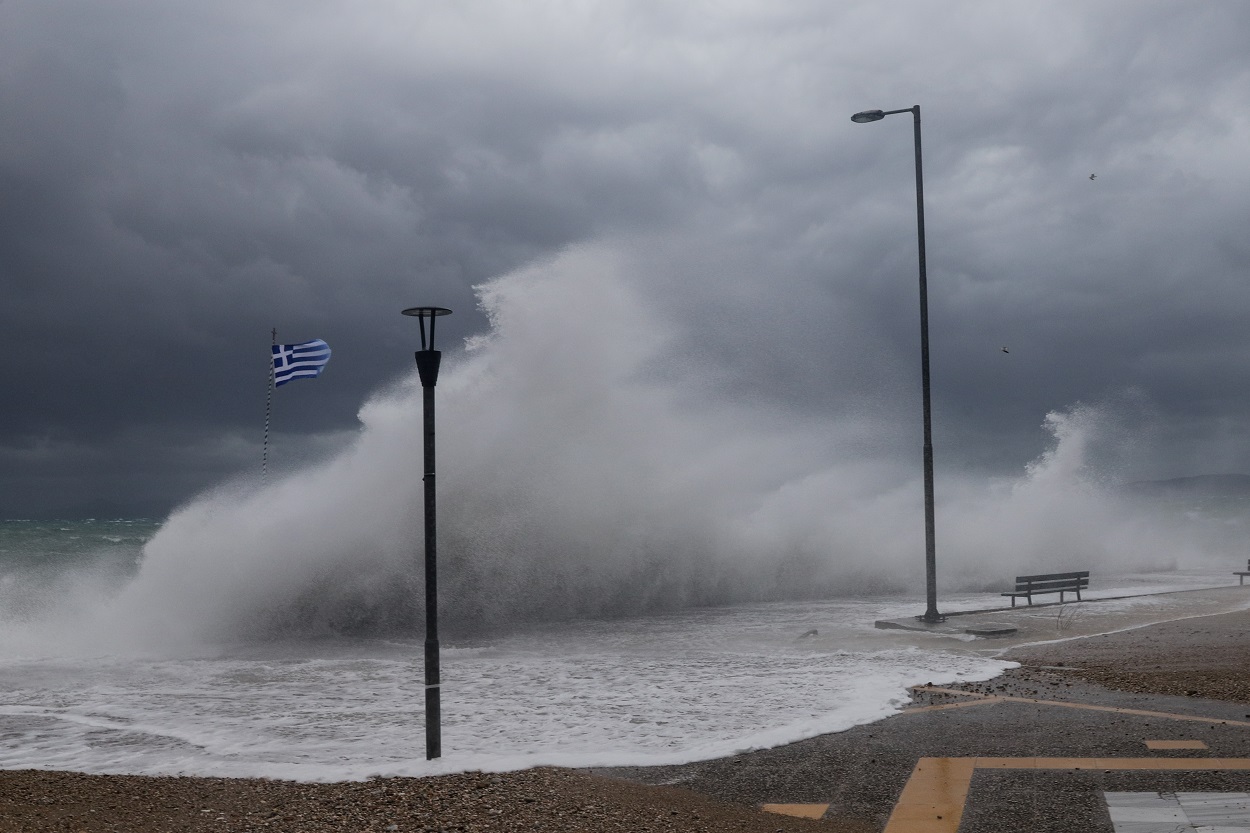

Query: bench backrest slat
[1014,571,1089,582]
[1017,577,1089,591]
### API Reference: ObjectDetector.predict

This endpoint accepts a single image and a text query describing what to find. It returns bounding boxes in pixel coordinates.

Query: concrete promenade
[599,586,1250,832]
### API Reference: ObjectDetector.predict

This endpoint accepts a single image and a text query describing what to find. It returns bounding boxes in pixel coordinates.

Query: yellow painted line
[994,695,1250,727]
[1146,739,1208,749]
[909,685,993,699]
[882,757,974,833]
[903,699,1005,714]
[883,757,1250,833]
[759,803,829,819]
[1037,757,1250,770]
[905,686,1250,728]
[975,756,1034,769]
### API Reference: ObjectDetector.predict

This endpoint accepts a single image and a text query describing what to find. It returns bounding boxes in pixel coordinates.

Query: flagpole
[263,327,275,483]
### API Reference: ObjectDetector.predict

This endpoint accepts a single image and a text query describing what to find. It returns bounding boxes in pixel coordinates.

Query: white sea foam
[1,578,1247,780]
[3,246,1249,779]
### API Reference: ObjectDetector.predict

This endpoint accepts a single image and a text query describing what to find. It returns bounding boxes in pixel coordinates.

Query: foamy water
[1,572,1246,781]
[4,253,1250,780]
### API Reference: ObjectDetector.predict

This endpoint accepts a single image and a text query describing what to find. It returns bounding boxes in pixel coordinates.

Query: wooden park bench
[1001,571,1089,606]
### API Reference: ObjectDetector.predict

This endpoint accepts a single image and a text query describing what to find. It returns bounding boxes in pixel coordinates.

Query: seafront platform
[873,582,1250,641]
[598,583,1250,832]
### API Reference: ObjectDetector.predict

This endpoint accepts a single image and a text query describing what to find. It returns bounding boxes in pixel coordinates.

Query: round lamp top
[851,110,886,123]
[402,306,453,318]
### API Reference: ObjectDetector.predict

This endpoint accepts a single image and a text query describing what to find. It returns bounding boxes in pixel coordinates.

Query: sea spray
[55,244,1245,649]
[1,248,1248,779]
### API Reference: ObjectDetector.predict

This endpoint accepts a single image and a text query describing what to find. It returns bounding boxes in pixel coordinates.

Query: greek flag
[272,339,332,387]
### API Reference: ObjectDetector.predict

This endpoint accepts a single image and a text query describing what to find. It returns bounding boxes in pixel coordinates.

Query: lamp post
[402,305,453,758]
[851,105,942,624]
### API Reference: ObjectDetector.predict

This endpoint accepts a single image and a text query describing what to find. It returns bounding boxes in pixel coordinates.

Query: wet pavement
[598,669,1250,831]
[594,594,1250,832]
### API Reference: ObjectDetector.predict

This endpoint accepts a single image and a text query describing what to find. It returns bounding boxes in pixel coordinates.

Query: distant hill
[1121,473,1250,498]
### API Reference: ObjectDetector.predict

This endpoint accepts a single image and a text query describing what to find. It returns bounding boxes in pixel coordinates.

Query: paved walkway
[598,667,1250,832]
[875,685,1250,831]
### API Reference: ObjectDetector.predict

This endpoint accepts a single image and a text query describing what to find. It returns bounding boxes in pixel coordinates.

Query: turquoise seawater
[0,518,159,556]
[0,519,159,614]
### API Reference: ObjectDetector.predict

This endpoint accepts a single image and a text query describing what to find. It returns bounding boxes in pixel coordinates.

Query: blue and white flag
[272,339,332,387]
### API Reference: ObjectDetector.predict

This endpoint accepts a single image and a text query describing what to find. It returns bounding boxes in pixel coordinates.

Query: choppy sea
[1,519,1247,781]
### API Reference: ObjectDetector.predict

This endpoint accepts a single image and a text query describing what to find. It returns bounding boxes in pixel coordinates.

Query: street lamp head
[401,306,453,318]
[402,306,453,352]
[851,109,885,123]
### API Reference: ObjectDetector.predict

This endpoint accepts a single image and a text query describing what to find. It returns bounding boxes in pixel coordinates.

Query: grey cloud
[3,0,1250,516]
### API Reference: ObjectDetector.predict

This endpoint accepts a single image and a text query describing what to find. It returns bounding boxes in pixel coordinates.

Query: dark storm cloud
[3,0,1250,516]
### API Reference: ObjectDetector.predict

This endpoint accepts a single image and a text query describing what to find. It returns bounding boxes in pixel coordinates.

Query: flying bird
[1001,347,1009,353]
[1089,174,1097,180]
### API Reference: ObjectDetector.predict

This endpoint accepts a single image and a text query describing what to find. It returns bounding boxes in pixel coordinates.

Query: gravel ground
[0,765,850,832]
[4,606,1249,832]
[1007,607,1250,702]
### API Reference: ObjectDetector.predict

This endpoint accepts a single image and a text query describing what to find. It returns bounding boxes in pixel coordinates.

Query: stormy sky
[3,1,1249,519]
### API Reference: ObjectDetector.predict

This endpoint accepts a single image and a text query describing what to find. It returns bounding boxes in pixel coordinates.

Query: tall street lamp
[851,105,942,624]
[402,305,453,758]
